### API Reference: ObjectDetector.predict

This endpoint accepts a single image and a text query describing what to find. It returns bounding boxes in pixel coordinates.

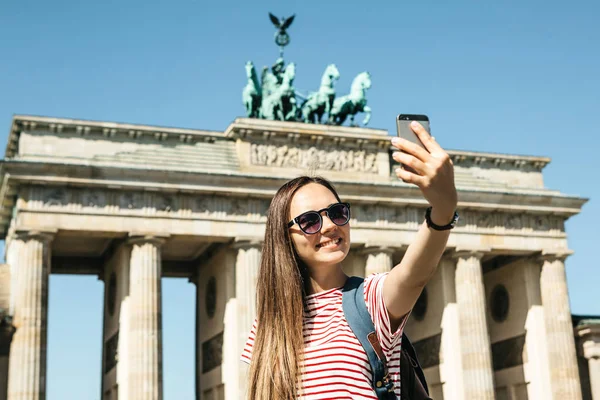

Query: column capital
[14,228,57,244]
[360,244,397,256]
[232,237,263,250]
[575,324,600,360]
[452,247,491,260]
[540,249,574,263]
[127,232,169,246]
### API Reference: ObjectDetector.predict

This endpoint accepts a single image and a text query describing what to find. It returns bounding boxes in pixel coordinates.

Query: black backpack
[342,276,432,400]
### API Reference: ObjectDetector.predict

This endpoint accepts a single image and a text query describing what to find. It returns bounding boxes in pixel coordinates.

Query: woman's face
[288,183,351,270]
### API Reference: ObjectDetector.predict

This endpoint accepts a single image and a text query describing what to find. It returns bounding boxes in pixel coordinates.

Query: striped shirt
[241,273,408,399]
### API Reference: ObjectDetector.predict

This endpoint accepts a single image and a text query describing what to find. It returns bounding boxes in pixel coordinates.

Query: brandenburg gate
[0,115,598,400]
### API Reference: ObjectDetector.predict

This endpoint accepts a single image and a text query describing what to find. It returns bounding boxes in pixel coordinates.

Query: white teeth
[319,238,341,248]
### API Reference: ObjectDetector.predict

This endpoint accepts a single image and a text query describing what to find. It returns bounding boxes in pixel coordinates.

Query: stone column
[188,274,201,400]
[522,258,552,400]
[363,247,394,276]
[233,240,261,399]
[6,230,54,400]
[540,253,582,399]
[575,323,600,400]
[453,250,495,399]
[437,257,465,400]
[127,234,166,400]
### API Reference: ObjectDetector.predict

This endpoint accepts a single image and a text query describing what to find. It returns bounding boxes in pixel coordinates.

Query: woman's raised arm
[383,121,458,330]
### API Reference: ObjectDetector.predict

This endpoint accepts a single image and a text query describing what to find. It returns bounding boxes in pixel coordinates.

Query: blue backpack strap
[342,276,396,399]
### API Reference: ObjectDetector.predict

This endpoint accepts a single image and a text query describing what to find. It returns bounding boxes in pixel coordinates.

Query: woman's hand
[391,121,457,225]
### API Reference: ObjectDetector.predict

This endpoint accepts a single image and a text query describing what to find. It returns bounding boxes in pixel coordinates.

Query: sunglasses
[287,202,351,235]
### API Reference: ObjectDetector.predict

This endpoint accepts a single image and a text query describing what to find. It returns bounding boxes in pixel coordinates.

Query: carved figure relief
[250,143,378,173]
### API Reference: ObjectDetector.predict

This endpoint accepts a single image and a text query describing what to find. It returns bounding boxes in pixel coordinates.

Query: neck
[305,264,347,295]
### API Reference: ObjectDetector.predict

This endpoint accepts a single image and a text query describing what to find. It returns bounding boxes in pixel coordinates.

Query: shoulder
[363,272,389,296]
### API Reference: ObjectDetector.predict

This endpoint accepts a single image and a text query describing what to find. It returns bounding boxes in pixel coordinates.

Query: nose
[319,212,337,234]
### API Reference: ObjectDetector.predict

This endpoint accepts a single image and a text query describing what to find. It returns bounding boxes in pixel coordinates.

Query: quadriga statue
[242,61,262,118]
[300,64,340,124]
[328,71,372,126]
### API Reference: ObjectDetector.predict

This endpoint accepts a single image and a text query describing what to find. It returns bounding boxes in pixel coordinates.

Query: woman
[241,121,458,399]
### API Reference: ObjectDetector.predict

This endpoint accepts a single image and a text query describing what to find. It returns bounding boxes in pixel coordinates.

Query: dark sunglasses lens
[329,204,350,225]
[298,212,321,234]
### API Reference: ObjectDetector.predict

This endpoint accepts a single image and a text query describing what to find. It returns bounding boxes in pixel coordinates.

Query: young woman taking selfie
[241,121,458,399]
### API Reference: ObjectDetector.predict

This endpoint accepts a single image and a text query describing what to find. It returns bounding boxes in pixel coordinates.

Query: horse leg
[362,105,371,126]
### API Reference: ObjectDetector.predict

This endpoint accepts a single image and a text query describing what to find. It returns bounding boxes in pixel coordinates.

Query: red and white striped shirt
[241,273,408,399]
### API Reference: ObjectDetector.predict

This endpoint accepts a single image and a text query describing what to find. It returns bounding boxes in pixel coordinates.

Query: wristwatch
[425,207,459,231]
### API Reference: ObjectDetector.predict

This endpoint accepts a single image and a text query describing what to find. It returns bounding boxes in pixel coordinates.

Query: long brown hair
[247,176,342,399]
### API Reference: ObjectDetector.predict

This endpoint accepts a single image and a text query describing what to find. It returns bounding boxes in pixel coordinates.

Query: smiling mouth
[316,237,342,249]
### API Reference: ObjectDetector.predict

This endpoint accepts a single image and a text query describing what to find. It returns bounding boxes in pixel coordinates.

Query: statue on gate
[242,61,261,118]
[241,13,373,127]
[260,62,297,121]
[328,71,372,126]
[301,64,340,124]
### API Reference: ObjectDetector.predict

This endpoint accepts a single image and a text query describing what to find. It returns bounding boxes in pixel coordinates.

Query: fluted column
[576,323,600,400]
[189,275,201,400]
[454,250,495,399]
[522,258,552,400]
[591,357,600,400]
[233,240,261,398]
[7,230,54,400]
[127,234,166,400]
[363,247,394,276]
[540,253,582,399]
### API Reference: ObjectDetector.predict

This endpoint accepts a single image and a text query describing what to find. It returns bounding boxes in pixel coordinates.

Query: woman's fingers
[394,166,424,186]
[410,121,445,155]
[391,136,430,163]
[392,151,428,175]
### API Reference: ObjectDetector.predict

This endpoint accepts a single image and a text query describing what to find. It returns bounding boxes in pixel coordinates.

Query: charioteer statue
[242,13,372,127]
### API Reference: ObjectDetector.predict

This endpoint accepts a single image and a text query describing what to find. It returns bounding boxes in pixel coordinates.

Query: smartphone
[395,114,430,174]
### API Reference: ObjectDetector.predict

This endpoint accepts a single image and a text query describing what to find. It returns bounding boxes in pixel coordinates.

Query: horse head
[325,64,340,82]
[351,71,371,92]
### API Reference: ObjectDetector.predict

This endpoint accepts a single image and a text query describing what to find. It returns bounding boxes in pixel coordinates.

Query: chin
[317,251,348,267]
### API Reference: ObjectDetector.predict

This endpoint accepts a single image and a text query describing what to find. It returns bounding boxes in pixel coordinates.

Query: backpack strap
[342,276,396,400]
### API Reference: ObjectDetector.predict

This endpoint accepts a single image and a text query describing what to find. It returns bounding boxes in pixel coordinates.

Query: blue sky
[1,1,599,399]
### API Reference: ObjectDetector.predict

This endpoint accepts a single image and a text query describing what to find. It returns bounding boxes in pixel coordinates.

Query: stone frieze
[250,143,379,173]
[19,186,565,234]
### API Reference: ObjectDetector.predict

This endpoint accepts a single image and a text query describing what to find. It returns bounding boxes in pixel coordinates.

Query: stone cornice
[225,117,391,151]
[6,115,226,159]
[448,149,551,171]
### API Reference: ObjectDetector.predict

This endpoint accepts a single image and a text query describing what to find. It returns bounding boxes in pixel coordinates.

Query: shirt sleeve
[240,319,257,365]
[364,272,409,360]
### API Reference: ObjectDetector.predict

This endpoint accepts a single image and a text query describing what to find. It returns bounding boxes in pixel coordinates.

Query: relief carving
[506,214,523,229]
[119,192,142,210]
[44,189,68,207]
[477,213,494,228]
[155,194,174,213]
[251,143,379,173]
[22,186,566,235]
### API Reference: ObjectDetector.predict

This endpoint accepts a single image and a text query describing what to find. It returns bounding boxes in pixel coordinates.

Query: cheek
[291,233,316,254]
